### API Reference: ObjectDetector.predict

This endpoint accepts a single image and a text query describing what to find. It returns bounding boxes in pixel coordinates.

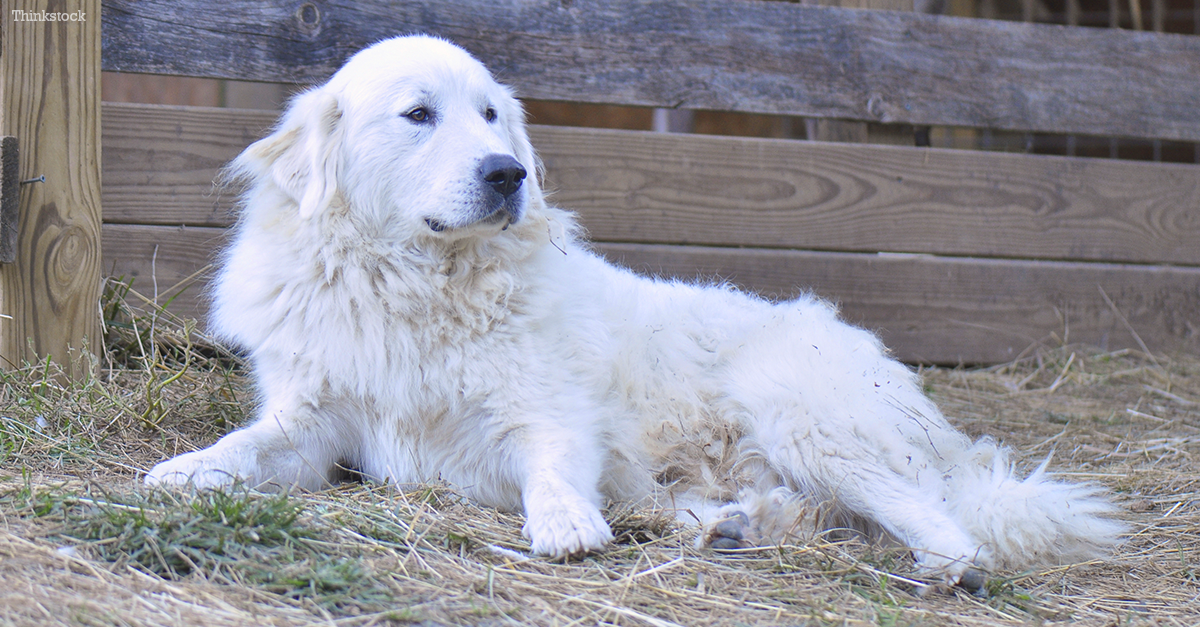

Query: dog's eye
[484,107,498,123]
[404,107,431,123]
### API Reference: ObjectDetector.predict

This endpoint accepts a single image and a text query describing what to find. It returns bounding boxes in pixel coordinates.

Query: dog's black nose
[480,154,527,198]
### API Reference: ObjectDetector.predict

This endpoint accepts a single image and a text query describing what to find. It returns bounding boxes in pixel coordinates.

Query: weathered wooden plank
[540,127,1200,265]
[595,243,1200,364]
[803,0,927,146]
[101,103,277,228]
[100,0,1200,142]
[101,224,225,322]
[1,0,102,375]
[102,103,1200,266]
[100,224,1200,364]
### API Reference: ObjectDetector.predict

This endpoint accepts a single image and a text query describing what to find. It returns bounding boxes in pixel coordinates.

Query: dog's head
[233,35,538,242]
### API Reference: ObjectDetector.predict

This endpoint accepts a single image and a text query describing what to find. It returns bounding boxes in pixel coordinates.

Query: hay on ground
[1,285,1197,626]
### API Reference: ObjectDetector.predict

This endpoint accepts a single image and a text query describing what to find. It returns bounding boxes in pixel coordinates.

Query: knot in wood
[295,2,321,31]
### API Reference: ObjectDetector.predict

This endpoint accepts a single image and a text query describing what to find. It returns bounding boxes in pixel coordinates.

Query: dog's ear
[233,89,343,219]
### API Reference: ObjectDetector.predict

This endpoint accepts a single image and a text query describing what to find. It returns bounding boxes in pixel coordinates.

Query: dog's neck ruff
[311,197,565,344]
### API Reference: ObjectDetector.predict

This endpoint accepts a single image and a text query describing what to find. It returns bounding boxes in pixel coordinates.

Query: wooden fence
[3,0,1199,368]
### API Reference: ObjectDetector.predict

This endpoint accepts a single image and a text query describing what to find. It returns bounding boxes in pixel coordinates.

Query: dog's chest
[353,332,534,509]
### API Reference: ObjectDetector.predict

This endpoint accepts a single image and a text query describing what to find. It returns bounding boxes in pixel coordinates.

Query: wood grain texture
[1,0,103,374]
[101,103,277,228]
[595,243,1200,364]
[101,224,225,321]
[99,224,1200,364]
[804,0,921,146]
[101,103,1200,265]
[100,0,1200,142]
[538,127,1200,265]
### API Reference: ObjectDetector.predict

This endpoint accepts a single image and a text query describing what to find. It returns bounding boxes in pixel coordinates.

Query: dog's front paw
[522,494,613,558]
[145,448,247,489]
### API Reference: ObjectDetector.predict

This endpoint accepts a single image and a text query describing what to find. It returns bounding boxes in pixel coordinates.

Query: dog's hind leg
[146,400,349,491]
[683,486,815,550]
[758,431,989,584]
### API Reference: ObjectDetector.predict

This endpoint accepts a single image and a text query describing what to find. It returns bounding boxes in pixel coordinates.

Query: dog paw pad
[957,568,987,594]
[703,510,751,550]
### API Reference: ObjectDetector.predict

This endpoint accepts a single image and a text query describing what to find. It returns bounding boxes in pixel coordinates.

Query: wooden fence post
[0,0,103,377]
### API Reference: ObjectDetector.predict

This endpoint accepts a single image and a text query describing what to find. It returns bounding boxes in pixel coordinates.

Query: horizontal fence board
[595,244,1200,364]
[541,127,1200,265]
[103,103,1200,265]
[102,0,1200,142]
[100,224,1200,364]
[101,103,276,227]
[101,224,225,320]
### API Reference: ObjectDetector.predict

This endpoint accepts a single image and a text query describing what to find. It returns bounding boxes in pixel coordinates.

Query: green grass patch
[2,482,397,612]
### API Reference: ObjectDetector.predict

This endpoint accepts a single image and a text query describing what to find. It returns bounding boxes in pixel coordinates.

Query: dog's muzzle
[476,153,527,228]
[425,154,528,233]
[480,154,526,199]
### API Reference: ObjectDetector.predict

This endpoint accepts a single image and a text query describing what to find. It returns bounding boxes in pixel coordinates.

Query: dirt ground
[1,300,1198,626]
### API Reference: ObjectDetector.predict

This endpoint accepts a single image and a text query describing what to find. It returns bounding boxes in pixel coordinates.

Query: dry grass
[1,281,1198,626]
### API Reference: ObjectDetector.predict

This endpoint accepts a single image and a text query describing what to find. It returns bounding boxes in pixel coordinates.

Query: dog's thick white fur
[147,35,1123,584]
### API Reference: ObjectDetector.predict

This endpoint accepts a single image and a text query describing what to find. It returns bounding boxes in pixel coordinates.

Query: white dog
[147,35,1123,586]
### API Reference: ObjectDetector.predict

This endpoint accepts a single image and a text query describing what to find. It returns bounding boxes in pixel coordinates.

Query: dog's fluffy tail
[947,442,1126,570]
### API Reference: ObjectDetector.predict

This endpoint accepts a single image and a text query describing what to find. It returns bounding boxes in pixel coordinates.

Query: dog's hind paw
[701,510,752,550]
[957,567,987,594]
[912,542,992,590]
[918,566,989,598]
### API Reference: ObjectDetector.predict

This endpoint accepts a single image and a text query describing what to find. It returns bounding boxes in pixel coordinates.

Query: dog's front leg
[516,422,614,558]
[145,401,345,491]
